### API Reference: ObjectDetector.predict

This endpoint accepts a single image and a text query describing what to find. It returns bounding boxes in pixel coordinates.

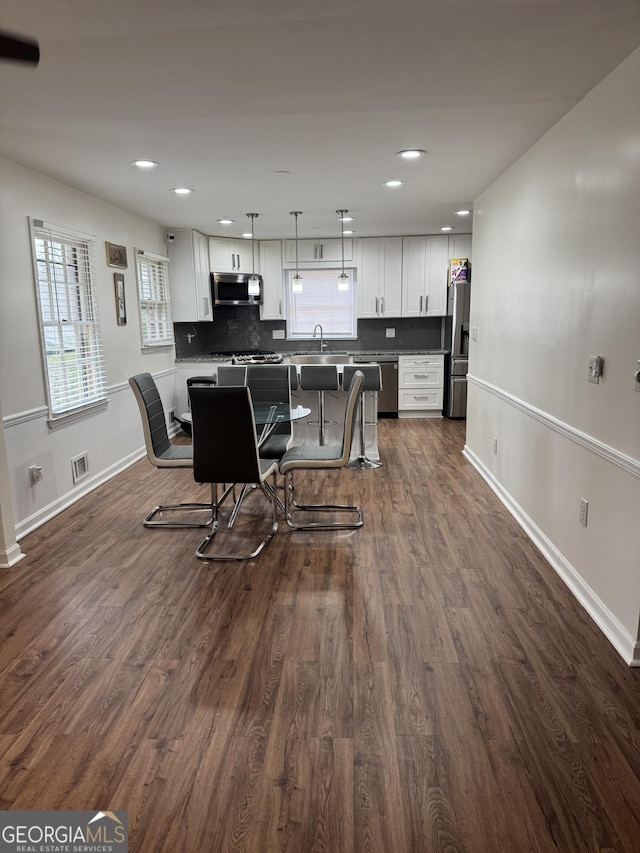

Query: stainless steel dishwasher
[353,355,398,417]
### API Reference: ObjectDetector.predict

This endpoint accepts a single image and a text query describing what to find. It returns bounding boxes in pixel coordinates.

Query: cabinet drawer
[398,367,443,388]
[399,389,443,410]
[398,354,444,369]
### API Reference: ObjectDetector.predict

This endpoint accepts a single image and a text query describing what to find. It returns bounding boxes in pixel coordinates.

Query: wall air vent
[71,452,89,483]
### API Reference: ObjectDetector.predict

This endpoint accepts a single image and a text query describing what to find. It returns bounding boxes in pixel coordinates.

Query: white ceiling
[1,0,639,240]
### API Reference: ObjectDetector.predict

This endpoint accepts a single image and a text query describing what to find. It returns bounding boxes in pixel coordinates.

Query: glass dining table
[180,402,310,447]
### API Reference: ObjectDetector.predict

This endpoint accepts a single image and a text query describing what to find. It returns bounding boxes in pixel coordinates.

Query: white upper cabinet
[259,240,285,321]
[168,229,212,322]
[448,233,473,262]
[357,237,403,318]
[283,237,353,264]
[209,236,256,273]
[401,235,449,317]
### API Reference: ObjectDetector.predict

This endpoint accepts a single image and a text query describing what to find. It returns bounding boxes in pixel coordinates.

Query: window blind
[30,218,106,418]
[136,250,172,347]
[287,269,355,338]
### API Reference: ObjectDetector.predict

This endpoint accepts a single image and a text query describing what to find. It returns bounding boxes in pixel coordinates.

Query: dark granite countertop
[176,348,448,363]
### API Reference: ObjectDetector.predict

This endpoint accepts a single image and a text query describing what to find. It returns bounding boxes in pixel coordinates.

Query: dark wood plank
[0,417,638,852]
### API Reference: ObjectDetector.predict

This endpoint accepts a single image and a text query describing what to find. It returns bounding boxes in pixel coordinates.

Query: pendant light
[290,211,303,293]
[246,213,260,295]
[336,209,350,291]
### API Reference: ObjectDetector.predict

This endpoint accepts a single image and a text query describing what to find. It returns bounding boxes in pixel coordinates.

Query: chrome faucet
[313,323,327,351]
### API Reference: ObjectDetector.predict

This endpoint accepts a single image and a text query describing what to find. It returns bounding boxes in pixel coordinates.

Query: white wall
[0,157,178,543]
[465,49,640,664]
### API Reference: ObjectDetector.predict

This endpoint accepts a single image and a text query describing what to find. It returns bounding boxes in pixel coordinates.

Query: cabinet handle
[314,244,318,260]
[413,395,432,400]
[419,295,423,314]
[381,296,385,314]
[319,244,323,259]
[375,297,379,314]
[414,373,430,378]
[236,253,240,270]
[278,298,282,317]
[424,294,429,313]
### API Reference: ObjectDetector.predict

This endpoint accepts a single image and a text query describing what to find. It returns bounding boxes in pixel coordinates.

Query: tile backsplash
[174,309,443,359]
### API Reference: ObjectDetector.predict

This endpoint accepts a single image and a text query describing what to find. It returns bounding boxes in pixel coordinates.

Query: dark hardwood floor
[1,417,639,852]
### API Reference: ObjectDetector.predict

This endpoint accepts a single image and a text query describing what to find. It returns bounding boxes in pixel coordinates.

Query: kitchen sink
[289,353,351,365]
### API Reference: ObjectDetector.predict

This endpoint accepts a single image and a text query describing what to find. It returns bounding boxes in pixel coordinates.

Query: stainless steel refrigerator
[444,259,471,418]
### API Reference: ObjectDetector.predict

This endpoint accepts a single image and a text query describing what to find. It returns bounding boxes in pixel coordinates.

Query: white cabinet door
[357,237,402,318]
[401,236,448,317]
[168,229,211,322]
[284,238,353,263]
[425,235,449,316]
[209,237,256,273]
[357,238,382,318]
[379,237,402,317]
[401,236,427,317]
[448,233,472,262]
[259,240,285,320]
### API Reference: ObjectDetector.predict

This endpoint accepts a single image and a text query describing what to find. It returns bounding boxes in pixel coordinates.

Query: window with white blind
[30,218,107,420]
[135,249,172,348]
[286,268,356,338]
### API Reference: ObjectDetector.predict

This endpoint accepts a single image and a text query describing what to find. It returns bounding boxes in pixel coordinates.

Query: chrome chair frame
[278,370,364,530]
[129,373,214,528]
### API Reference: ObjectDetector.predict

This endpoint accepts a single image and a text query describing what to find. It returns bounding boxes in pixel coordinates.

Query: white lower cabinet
[397,354,444,417]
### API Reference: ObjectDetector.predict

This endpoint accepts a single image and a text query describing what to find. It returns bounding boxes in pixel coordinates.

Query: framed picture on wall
[106,241,128,269]
[114,273,127,325]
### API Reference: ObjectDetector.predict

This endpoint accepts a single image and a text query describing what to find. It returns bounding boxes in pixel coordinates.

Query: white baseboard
[0,542,26,568]
[463,444,640,667]
[15,448,146,541]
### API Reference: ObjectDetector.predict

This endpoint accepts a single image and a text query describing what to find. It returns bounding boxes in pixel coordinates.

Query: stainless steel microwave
[210,272,262,306]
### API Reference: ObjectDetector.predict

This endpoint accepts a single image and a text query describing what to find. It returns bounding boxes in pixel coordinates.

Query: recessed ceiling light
[217,218,235,225]
[131,159,159,169]
[343,230,354,236]
[337,214,354,222]
[396,149,426,160]
[240,232,253,238]
[456,209,471,216]
[171,187,194,195]
[440,225,454,231]
[383,180,405,188]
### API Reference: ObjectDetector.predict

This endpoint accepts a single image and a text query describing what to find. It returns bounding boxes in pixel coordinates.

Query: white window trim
[286,267,357,340]
[135,248,173,350]
[29,217,107,424]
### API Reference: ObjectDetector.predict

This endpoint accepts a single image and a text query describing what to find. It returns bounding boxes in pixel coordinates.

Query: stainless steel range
[209,349,283,365]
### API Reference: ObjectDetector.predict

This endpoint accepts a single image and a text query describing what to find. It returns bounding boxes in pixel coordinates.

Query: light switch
[472,327,477,342]
[272,329,285,340]
[386,328,395,338]
[588,355,603,384]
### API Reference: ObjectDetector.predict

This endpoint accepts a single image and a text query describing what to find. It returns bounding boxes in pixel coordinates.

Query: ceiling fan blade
[0,30,40,65]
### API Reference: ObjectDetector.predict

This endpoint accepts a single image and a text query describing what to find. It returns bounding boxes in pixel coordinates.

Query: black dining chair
[129,372,213,528]
[188,384,279,560]
[246,364,296,460]
[278,370,364,530]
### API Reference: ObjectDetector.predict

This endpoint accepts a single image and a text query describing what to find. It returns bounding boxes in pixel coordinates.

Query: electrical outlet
[386,327,395,338]
[272,329,285,340]
[493,437,498,454]
[588,355,602,384]
[29,464,43,484]
[579,498,589,527]
[472,327,478,342]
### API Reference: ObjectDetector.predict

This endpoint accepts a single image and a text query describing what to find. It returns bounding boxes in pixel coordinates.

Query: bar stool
[342,364,382,469]
[299,364,339,446]
[216,365,247,386]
